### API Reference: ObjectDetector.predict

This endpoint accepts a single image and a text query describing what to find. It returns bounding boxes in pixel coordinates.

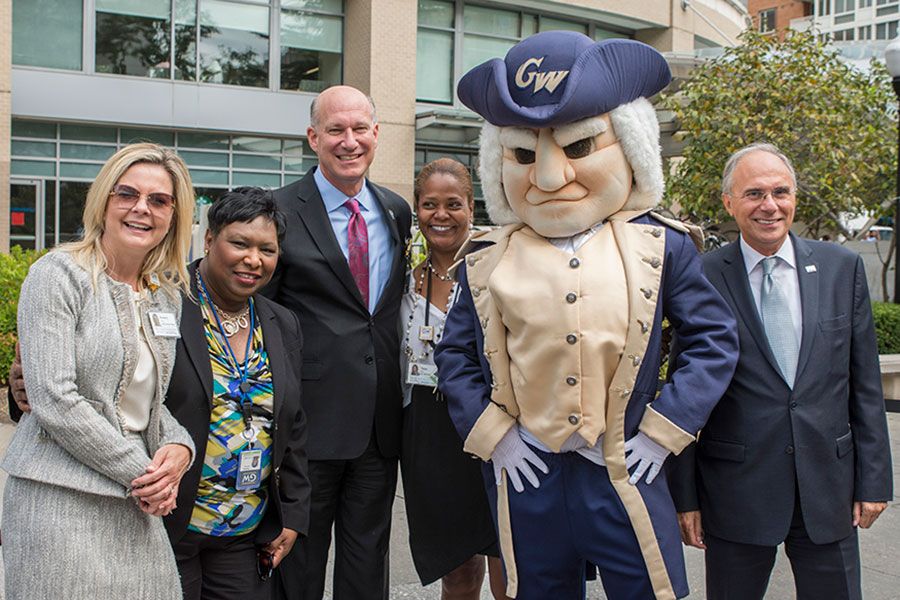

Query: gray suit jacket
[668,234,893,545]
[2,251,194,498]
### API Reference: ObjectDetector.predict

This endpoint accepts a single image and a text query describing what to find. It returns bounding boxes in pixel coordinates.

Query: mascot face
[501,114,633,238]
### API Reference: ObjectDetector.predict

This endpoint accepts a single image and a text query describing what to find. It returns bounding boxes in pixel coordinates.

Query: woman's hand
[264,528,299,568]
[131,443,191,516]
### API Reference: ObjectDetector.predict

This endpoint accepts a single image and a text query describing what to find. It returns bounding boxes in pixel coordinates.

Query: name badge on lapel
[148,312,181,338]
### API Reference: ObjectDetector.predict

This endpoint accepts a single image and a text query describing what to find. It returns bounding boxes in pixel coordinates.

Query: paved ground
[0,411,897,599]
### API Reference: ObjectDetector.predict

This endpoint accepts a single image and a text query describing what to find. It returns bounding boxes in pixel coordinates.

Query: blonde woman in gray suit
[2,143,197,600]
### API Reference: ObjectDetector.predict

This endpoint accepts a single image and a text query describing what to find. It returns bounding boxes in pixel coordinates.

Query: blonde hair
[62,143,194,297]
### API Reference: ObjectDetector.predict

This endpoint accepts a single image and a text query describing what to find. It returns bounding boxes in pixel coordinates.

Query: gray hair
[722,142,797,196]
[309,88,378,129]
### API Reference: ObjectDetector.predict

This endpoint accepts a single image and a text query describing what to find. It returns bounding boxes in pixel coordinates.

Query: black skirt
[400,384,499,585]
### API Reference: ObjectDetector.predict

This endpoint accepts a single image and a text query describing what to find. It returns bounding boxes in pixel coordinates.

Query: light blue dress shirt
[314,167,394,311]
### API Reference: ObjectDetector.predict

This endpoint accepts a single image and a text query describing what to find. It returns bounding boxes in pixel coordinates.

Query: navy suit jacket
[668,234,893,546]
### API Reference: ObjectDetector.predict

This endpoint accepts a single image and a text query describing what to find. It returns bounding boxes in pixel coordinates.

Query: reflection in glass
[199,0,270,88]
[45,181,57,246]
[59,181,91,243]
[175,0,198,81]
[10,183,38,250]
[95,0,171,77]
[418,0,454,28]
[281,11,342,92]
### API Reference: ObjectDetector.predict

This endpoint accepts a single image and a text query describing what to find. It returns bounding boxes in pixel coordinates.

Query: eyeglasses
[739,187,794,202]
[109,184,176,212]
[257,550,274,581]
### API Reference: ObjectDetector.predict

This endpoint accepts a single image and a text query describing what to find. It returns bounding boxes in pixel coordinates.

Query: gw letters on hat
[457,30,671,128]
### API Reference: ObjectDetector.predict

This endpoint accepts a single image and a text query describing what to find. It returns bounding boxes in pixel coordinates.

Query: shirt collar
[740,234,796,275]
[314,167,372,214]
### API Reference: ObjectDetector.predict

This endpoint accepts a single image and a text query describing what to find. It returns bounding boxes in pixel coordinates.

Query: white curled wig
[477,97,665,226]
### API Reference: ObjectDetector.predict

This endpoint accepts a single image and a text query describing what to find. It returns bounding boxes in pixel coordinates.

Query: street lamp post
[884,37,900,302]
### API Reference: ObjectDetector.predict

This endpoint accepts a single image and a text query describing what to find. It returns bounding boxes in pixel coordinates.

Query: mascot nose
[530,129,575,192]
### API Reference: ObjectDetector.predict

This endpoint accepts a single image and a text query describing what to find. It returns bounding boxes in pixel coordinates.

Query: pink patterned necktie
[344,198,369,308]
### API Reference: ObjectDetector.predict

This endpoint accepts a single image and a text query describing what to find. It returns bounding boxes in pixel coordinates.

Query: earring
[204,247,209,256]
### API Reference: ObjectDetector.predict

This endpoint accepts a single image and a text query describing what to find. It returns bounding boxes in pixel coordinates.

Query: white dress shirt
[740,235,803,345]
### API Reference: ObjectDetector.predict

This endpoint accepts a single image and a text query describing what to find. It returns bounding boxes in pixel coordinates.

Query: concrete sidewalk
[0,414,896,599]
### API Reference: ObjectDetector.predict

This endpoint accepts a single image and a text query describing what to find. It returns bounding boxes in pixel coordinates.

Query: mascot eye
[514,148,536,164]
[563,138,593,159]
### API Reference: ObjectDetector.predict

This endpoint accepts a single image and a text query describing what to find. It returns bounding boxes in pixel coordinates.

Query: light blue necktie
[760,256,798,388]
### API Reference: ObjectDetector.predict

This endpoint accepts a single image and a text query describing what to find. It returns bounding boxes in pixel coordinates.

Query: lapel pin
[805,265,817,273]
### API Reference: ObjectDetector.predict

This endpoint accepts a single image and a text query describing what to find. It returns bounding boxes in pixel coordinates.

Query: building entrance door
[10,180,43,250]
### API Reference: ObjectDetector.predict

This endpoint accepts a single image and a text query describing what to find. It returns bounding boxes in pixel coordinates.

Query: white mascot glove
[624,431,670,485]
[491,426,549,493]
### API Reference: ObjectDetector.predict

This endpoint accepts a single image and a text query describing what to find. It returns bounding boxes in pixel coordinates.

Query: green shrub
[872,301,900,354]
[0,247,45,385]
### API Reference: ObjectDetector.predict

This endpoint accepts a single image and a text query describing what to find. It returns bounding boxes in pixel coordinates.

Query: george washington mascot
[434,31,739,599]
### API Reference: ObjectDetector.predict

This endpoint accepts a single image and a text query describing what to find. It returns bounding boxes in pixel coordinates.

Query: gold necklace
[196,269,250,338]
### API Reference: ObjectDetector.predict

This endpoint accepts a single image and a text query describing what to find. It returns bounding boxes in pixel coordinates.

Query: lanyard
[197,271,256,432]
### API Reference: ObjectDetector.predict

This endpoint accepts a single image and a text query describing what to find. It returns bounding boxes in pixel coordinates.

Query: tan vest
[489,226,628,451]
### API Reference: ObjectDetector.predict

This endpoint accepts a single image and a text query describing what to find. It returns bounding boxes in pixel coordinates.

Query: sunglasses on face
[257,550,274,581]
[109,184,176,212]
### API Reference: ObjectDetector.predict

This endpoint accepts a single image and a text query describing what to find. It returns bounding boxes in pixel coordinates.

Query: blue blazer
[668,234,893,546]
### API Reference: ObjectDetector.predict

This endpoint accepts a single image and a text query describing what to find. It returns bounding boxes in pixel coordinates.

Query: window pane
[463,35,515,73]
[181,150,229,167]
[282,0,343,12]
[594,27,628,41]
[60,124,118,143]
[189,169,229,185]
[233,171,282,187]
[175,0,198,81]
[199,0,270,88]
[12,120,57,139]
[233,154,281,170]
[416,30,453,103]
[11,160,56,177]
[281,11,343,92]
[179,132,231,150]
[283,156,306,171]
[60,163,103,179]
[60,143,116,161]
[120,128,175,145]
[194,187,227,204]
[522,15,537,37]
[13,0,83,70]
[418,0,454,28]
[95,0,172,78]
[233,137,282,153]
[12,141,56,158]
[59,181,90,243]
[45,181,57,245]
[539,17,586,34]
[463,5,519,37]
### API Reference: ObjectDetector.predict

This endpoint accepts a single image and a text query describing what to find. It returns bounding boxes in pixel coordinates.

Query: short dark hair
[207,187,287,244]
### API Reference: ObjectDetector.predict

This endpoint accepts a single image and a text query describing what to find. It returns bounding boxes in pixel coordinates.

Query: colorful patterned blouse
[188,295,275,537]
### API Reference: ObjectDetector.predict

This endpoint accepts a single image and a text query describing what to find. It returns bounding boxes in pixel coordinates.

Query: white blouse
[120,290,157,432]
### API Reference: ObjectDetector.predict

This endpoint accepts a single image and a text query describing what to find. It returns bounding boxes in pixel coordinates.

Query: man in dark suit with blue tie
[264,85,412,599]
[669,142,892,600]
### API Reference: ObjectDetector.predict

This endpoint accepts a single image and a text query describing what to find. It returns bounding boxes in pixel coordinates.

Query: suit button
[569,258,580,269]
[785,445,794,454]
[566,292,577,304]
[365,355,374,365]
[790,402,797,410]
[566,376,577,386]
[568,414,579,425]
[566,334,577,345]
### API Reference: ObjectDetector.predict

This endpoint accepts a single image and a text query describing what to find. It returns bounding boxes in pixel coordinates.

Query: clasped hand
[130,444,192,517]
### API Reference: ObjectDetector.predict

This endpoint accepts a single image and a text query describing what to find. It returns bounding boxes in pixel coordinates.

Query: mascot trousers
[485,448,656,599]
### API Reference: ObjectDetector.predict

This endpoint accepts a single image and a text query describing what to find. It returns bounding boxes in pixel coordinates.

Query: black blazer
[163,262,310,545]
[669,234,893,546]
[262,168,412,461]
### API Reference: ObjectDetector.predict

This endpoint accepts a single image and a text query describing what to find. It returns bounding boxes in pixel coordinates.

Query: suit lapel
[793,234,818,383]
[294,171,367,307]
[257,299,286,424]
[368,182,404,316]
[183,263,214,404]
[719,242,783,377]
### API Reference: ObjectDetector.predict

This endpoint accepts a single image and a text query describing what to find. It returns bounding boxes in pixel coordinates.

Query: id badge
[236,449,263,491]
[148,311,181,338]
[418,325,434,342]
[406,362,438,387]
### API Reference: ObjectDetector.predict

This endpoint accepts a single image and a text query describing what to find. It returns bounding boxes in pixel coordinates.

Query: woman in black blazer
[163,187,310,599]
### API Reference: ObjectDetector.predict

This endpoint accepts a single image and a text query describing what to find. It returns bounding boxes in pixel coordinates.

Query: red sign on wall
[11,212,25,227]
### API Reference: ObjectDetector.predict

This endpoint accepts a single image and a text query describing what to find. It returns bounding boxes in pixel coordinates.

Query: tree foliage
[663,29,897,237]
